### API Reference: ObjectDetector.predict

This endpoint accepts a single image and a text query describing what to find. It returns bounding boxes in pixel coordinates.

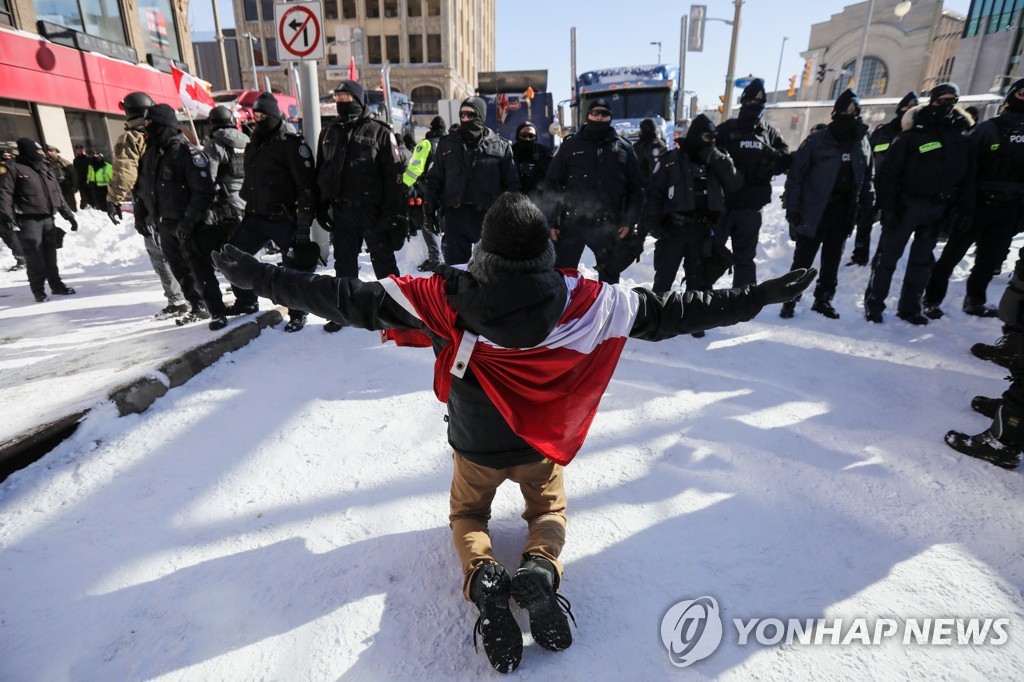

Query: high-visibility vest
[86,163,112,187]
[402,138,434,187]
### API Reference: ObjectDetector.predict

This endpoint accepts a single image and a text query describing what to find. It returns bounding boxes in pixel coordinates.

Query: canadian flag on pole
[348,56,359,82]
[171,63,216,117]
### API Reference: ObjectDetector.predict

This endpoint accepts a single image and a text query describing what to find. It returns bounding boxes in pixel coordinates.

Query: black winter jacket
[317,114,405,217]
[0,157,73,221]
[875,103,975,214]
[633,135,668,185]
[240,121,318,221]
[134,134,215,228]
[422,128,518,212]
[645,148,743,231]
[512,140,553,197]
[716,117,790,209]
[971,110,1024,196]
[543,123,644,226]
[784,126,874,238]
[235,264,769,468]
[869,116,902,172]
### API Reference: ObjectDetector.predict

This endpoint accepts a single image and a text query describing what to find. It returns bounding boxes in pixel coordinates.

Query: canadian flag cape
[171,63,216,117]
[380,270,640,465]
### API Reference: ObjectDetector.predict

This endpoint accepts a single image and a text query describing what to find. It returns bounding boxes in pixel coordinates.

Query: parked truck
[574,64,681,142]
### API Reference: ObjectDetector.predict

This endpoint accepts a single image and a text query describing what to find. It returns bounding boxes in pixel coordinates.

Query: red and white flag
[171,63,215,117]
[347,56,359,82]
[380,272,640,465]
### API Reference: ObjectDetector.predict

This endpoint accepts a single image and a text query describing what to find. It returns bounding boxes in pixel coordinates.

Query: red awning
[0,26,180,115]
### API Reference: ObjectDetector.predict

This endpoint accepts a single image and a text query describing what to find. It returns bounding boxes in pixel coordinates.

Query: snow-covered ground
[1,195,1023,681]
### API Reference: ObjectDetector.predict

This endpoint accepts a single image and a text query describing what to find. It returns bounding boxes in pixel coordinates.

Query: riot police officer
[403,115,447,272]
[422,96,518,265]
[511,120,553,199]
[543,98,643,283]
[134,104,215,324]
[317,79,405,332]
[230,92,319,332]
[633,118,667,186]
[925,79,1024,318]
[0,137,79,302]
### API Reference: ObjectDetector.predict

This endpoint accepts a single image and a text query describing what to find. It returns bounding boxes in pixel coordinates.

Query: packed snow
[1,192,1022,680]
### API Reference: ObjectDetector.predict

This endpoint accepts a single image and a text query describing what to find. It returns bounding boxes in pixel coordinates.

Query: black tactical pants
[228,214,308,319]
[18,217,65,296]
[185,221,236,317]
[330,201,398,279]
[157,218,202,308]
[442,205,488,266]
[717,207,762,288]
[652,220,710,294]
[790,198,853,303]
[554,218,623,284]
[865,197,946,316]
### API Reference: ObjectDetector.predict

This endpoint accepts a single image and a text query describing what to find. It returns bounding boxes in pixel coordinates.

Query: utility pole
[722,0,743,122]
[772,36,788,103]
[211,0,231,90]
[853,0,876,91]
[243,33,259,90]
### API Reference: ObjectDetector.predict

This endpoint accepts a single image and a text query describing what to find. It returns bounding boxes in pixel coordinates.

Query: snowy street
[1,198,1022,680]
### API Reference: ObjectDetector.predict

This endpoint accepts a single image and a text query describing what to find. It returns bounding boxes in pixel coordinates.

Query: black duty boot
[971,332,1022,370]
[51,284,76,295]
[923,300,944,320]
[155,303,189,320]
[323,320,345,333]
[865,309,883,324]
[945,429,1022,469]
[175,303,211,326]
[779,301,796,319]
[511,554,575,653]
[971,396,1001,419]
[469,562,522,674]
[224,301,259,317]
[963,295,998,318]
[208,315,228,331]
[284,313,307,333]
[811,299,840,319]
[896,310,929,326]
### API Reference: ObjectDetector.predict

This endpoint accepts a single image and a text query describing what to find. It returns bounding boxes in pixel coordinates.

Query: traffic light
[717,94,725,114]
[816,64,828,83]
[787,75,797,97]
[802,59,813,87]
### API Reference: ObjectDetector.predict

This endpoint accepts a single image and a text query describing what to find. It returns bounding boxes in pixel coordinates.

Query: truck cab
[576,64,679,142]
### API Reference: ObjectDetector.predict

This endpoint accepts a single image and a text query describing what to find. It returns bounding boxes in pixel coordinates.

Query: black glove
[757,268,818,305]
[106,202,122,225]
[67,215,78,232]
[134,220,150,238]
[212,244,264,290]
[175,222,194,243]
[316,206,334,232]
[3,218,17,233]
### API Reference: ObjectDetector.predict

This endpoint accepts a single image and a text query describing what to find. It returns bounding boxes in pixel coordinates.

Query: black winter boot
[779,300,796,319]
[945,429,1022,469]
[971,396,1001,419]
[811,298,840,319]
[511,554,575,652]
[971,331,1023,370]
[963,295,998,318]
[470,562,522,674]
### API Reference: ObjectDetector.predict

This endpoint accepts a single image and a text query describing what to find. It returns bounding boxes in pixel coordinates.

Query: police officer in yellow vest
[402,115,446,271]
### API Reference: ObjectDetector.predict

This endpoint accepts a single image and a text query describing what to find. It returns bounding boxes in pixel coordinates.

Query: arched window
[411,85,442,115]
[830,56,889,99]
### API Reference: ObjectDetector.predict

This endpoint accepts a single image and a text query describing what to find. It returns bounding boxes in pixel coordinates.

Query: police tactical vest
[978,115,1024,188]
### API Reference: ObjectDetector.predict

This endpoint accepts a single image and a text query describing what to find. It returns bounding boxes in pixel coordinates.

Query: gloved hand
[316,206,334,232]
[212,244,264,290]
[106,202,122,224]
[175,221,194,243]
[3,218,18,233]
[134,220,150,238]
[756,268,818,305]
[67,215,78,232]
[999,274,1024,327]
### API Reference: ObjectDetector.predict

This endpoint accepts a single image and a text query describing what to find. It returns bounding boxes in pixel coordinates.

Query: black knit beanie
[461,96,486,122]
[477,192,550,261]
[144,103,179,128]
[253,92,282,119]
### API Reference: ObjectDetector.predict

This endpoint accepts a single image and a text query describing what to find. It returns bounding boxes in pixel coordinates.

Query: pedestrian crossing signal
[788,75,797,97]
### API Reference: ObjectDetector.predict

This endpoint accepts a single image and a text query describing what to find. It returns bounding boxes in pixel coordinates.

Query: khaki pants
[449,452,567,600]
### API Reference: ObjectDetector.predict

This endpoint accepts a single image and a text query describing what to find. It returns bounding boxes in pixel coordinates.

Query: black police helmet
[120,92,155,119]
[208,106,236,129]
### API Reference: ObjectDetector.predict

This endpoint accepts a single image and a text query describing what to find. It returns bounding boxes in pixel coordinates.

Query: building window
[367,35,382,64]
[366,0,379,18]
[66,109,113,157]
[325,0,338,20]
[342,0,356,18]
[384,0,397,17]
[34,0,130,43]
[409,33,423,64]
[426,0,440,16]
[328,52,338,66]
[138,0,182,60]
[0,0,13,27]
[264,37,278,64]
[831,56,888,98]
[408,0,421,17]
[386,34,400,63]
[427,33,441,63]
[411,85,441,115]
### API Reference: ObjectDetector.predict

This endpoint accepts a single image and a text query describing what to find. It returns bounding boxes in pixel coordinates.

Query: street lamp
[772,36,789,103]
[651,41,662,63]
[894,1,913,20]
[243,33,260,90]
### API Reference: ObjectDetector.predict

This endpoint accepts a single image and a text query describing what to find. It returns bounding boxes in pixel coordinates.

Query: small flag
[348,56,359,82]
[171,63,216,117]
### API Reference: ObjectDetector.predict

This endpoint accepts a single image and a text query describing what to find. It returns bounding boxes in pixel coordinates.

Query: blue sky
[188,0,973,109]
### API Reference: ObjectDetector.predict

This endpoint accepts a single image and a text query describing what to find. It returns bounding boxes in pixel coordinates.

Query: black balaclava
[920,82,960,124]
[16,137,45,166]
[333,80,366,122]
[738,78,767,126]
[252,93,283,139]
[829,88,863,142]
[143,103,180,147]
[458,96,487,144]
[1005,78,1024,113]
[638,118,657,142]
[896,91,920,117]
[684,114,717,164]
[585,98,613,136]
[428,115,447,139]
[513,121,538,161]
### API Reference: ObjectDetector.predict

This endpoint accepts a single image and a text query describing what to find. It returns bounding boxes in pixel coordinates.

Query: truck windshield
[583,89,669,120]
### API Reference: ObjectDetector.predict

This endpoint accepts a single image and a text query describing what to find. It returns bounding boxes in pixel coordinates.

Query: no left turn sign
[275,2,325,61]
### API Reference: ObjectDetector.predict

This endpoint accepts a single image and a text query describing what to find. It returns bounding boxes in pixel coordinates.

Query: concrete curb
[0,309,283,480]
